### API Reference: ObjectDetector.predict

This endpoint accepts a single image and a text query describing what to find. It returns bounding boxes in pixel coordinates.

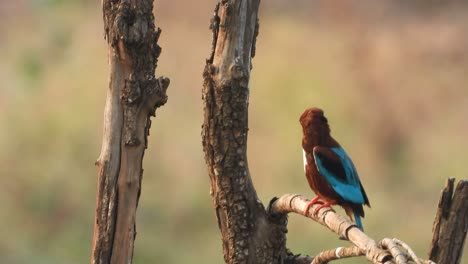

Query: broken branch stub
[429,178,467,264]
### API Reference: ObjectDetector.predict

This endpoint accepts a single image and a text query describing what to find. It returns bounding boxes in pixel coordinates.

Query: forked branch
[269,194,434,264]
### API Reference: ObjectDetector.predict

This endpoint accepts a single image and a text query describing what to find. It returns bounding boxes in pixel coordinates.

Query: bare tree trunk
[202,2,466,264]
[202,1,291,263]
[91,1,169,263]
[429,178,467,264]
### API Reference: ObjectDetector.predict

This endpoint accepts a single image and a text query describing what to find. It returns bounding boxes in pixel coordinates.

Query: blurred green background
[1,1,467,263]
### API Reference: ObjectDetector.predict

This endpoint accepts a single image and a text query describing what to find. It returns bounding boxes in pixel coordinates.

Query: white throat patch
[302,149,307,172]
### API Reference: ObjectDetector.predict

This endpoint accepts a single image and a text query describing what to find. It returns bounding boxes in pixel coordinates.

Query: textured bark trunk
[91,1,169,264]
[429,178,467,264]
[201,1,289,263]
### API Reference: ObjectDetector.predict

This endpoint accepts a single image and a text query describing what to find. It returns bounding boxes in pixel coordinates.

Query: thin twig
[379,238,407,264]
[392,238,436,264]
[393,238,421,264]
[311,246,363,264]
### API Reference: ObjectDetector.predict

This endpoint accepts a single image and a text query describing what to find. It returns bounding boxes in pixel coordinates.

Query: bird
[299,107,370,230]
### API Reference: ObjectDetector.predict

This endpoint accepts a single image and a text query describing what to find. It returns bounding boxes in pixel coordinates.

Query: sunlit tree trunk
[202,2,466,264]
[201,1,291,263]
[90,1,169,263]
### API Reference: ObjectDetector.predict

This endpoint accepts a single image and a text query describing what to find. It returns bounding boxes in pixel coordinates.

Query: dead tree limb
[202,1,460,264]
[270,194,437,264]
[429,178,467,264]
[202,1,293,263]
[270,194,393,264]
[91,1,169,264]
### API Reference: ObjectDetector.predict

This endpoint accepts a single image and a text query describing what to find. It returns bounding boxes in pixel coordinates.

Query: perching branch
[269,194,392,263]
[269,194,435,264]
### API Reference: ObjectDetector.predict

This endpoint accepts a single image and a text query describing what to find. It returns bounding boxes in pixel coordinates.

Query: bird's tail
[354,212,364,231]
[344,206,364,231]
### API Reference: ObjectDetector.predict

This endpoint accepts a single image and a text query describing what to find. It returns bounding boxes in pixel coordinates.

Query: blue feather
[354,212,364,231]
[313,147,365,204]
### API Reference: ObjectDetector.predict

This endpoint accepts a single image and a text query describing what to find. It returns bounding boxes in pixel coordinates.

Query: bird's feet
[313,200,336,215]
[304,196,322,216]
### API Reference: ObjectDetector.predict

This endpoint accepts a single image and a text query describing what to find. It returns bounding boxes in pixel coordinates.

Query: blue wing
[313,146,366,204]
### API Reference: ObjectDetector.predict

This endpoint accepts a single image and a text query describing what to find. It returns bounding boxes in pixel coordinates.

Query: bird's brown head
[299,107,331,147]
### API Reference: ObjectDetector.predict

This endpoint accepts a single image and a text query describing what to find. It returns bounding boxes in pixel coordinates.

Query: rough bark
[202,1,289,263]
[270,195,439,264]
[91,1,169,264]
[269,194,393,264]
[429,178,467,264]
[201,2,463,264]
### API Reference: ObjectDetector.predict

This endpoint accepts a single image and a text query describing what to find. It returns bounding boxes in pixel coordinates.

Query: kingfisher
[300,107,370,230]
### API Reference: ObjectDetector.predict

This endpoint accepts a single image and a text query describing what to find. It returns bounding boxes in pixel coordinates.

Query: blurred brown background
[1,1,467,263]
